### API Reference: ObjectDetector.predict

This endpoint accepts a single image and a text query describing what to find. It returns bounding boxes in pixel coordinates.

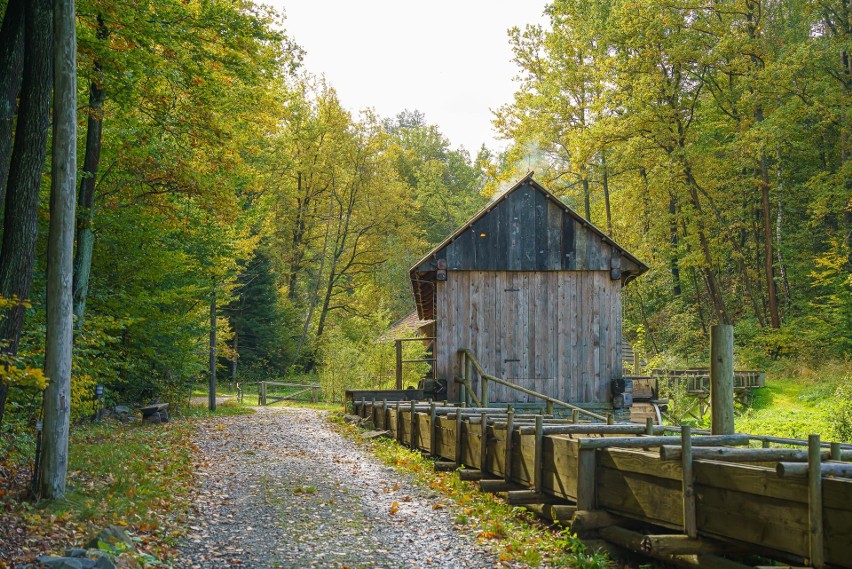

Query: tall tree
[0,0,52,426]
[72,14,108,326]
[39,0,77,500]
[0,0,25,204]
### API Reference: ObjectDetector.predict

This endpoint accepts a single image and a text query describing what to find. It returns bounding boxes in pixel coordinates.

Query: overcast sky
[265,0,549,153]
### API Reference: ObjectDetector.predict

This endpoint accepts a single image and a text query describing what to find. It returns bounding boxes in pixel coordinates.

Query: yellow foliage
[71,373,99,420]
[0,364,48,391]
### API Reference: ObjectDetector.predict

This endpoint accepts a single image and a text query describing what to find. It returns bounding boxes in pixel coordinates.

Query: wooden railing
[650,368,765,393]
[455,348,609,422]
[258,381,321,406]
[394,336,436,389]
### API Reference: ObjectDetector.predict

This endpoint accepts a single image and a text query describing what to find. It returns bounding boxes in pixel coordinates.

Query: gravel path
[179,407,508,568]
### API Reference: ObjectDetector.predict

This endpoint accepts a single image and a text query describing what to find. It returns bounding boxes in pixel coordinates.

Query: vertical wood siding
[438,270,622,404]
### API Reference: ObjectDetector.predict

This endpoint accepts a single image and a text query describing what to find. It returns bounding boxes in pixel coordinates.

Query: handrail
[456,348,608,422]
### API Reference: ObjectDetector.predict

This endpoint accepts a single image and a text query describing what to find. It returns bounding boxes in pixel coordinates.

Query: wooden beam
[600,527,753,569]
[809,435,824,569]
[661,446,832,462]
[429,402,437,457]
[578,434,749,449]
[455,408,463,467]
[576,448,596,510]
[517,424,670,435]
[502,490,561,505]
[459,469,482,481]
[504,410,514,483]
[434,461,456,472]
[777,461,852,478]
[409,401,417,449]
[640,535,727,556]
[534,415,544,493]
[682,425,697,538]
[479,412,489,474]
[570,510,624,533]
[479,479,522,493]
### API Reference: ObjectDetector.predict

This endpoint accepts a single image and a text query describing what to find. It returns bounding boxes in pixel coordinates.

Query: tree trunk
[775,146,790,308]
[581,175,591,222]
[684,168,729,325]
[230,329,237,390]
[760,153,779,327]
[669,195,681,296]
[72,15,108,327]
[209,288,216,412]
[601,152,612,235]
[0,0,25,207]
[40,0,76,501]
[0,0,52,428]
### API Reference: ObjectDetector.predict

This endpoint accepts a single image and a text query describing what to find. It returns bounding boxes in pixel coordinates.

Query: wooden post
[577,448,597,511]
[481,377,488,408]
[209,289,217,412]
[808,434,824,569]
[572,409,579,424]
[395,401,401,442]
[681,425,697,538]
[546,401,553,415]
[371,398,377,427]
[479,412,488,472]
[645,417,655,435]
[710,325,735,435]
[381,399,387,431]
[606,413,614,425]
[395,339,403,389]
[504,410,514,483]
[455,408,463,467]
[830,442,841,461]
[409,400,417,448]
[465,352,473,406]
[534,414,544,493]
[429,402,437,457]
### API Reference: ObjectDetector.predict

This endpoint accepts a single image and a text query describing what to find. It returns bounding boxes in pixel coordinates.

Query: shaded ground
[179,407,509,568]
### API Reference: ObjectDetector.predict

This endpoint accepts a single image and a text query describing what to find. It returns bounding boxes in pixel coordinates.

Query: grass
[0,398,263,567]
[735,360,851,442]
[329,414,611,568]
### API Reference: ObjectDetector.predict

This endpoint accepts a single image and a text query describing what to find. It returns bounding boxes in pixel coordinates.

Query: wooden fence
[258,382,321,405]
[352,398,852,569]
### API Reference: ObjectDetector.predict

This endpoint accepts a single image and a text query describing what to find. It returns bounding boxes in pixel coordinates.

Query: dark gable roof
[410,173,649,320]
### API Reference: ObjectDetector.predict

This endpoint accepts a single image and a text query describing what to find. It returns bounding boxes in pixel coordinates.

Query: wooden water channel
[350,397,852,569]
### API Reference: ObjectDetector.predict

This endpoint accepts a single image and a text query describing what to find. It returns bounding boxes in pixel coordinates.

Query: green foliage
[490,0,851,365]
[318,313,429,403]
[829,375,852,443]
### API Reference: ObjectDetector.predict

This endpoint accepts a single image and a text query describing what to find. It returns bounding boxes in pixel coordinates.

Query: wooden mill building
[409,174,648,413]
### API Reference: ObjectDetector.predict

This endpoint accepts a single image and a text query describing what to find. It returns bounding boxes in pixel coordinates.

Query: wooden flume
[352,397,852,568]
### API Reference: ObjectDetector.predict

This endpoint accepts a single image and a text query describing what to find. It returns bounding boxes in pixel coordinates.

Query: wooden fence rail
[353,399,852,569]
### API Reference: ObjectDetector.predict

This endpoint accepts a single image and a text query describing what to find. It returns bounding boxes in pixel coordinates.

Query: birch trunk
[40,0,76,500]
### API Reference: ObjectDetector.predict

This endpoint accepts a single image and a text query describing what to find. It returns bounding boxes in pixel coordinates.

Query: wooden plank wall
[437,270,622,403]
[431,183,642,274]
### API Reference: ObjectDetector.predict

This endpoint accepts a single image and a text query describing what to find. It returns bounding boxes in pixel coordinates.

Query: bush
[830,374,852,443]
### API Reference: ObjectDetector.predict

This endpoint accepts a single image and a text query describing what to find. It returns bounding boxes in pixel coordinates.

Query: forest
[0,0,849,465]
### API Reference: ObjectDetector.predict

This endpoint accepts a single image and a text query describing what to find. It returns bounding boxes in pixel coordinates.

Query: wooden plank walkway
[353,399,852,569]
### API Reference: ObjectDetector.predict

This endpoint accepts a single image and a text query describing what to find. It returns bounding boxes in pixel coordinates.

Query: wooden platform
[355,400,852,569]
